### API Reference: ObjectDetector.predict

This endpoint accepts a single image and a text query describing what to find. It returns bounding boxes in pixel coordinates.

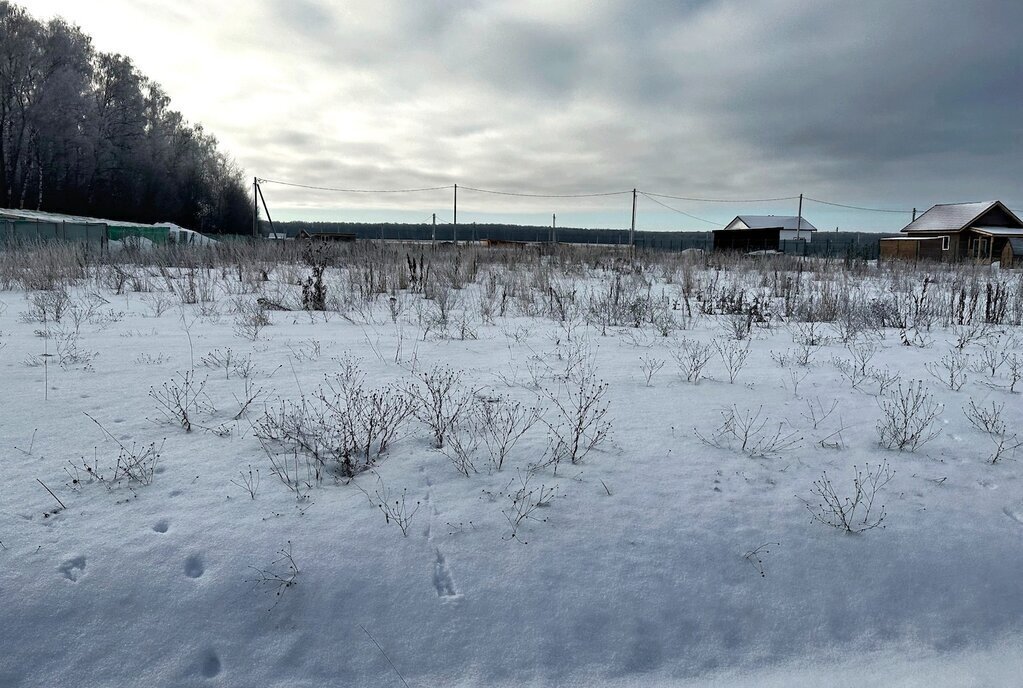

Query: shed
[1002,238,1023,267]
[714,215,817,252]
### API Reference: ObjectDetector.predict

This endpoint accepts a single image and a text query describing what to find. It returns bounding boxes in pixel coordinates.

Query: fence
[0,219,106,248]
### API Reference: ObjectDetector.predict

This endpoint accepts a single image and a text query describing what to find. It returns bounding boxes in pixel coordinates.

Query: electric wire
[257,178,452,194]
[802,196,914,214]
[256,176,922,219]
[458,185,632,198]
[642,191,799,204]
[638,192,720,226]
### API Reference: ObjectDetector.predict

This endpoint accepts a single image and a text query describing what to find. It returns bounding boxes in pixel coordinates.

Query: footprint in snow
[153,520,169,533]
[59,555,86,582]
[433,550,459,599]
[199,649,222,678]
[1003,506,1023,525]
[184,554,205,578]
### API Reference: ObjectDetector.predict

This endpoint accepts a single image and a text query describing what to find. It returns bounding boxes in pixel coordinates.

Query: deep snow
[1,257,1022,687]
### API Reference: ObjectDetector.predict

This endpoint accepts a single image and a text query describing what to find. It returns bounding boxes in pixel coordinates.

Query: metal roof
[901,201,1023,233]
[0,207,156,228]
[971,226,1023,237]
[1008,238,1023,254]
[732,215,818,231]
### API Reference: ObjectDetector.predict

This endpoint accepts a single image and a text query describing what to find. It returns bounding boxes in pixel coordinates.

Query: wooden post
[453,183,458,245]
[253,177,258,238]
[795,193,803,241]
[432,213,436,245]
[630,188,637,249]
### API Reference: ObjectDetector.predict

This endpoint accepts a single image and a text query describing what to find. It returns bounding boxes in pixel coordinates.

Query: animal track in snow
[1003,506,1023,525]
[199,649,222,678]
[184,554,205,578]
[58,555,86,581]
[433,549,459,598]
[153,520,169,533]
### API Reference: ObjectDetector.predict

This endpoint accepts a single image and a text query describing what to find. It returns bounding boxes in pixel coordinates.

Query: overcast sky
[30,0,1023,231]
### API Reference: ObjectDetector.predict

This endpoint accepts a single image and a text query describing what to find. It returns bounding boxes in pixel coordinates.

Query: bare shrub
[1007,354,1023,393]
[876,380,943,451]
[75,413,166,487]
[248,542,299,610]
[200,347,237,379]
[832,338,879,391]
[639,354,665,387]
[19,289,70,324]
[715,338,751,384]
[141,292,176,318]
[231,466,261,499]
[234,300,271,341]
[476,395,543,471]
[540,364,611,473]
[805,461,894,533]
[669,337,715,383]
[963,398,1023,463]
[256,368,414,479]
[408,366,479,449]
[149,371,217,433]
[952,322,990,350]
[696,405,802,458]
[482,471,558,543]
[374,486,421,536]
[925,349,969,391]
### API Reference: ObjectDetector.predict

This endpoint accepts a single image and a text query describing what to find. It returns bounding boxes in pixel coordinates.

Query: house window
[941,235,950,251]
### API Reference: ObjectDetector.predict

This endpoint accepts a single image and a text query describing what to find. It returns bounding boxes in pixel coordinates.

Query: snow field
[1,247,1022,686]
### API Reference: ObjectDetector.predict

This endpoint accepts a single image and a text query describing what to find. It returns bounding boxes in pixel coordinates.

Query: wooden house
[894,201,1023,262]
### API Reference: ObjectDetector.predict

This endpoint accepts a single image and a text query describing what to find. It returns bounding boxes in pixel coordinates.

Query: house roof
[902,201,1023,233]
[1008,238,1023,254]
[971,226,1023,237]
[729,215,818,231]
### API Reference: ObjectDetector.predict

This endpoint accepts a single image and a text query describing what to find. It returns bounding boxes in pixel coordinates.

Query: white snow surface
[1,262,1022,687]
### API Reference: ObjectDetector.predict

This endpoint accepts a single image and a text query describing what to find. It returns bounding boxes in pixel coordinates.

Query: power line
[802,196,913,214]
[459,185,632,198]
[638,192,719,226]
[642,191,799,204]
[257,178,453,194]
[256,175,920,217]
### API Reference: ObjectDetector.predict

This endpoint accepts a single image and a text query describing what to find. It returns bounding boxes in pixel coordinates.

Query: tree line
[0,2,251,233]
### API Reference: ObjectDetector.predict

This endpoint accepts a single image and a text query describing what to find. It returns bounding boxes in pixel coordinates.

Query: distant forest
[0,2,251,232]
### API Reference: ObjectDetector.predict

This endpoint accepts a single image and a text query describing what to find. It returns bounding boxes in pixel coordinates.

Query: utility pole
[453,183,458,246]
[252,177,258,238]
[552,213,556,245]
[630,188,637,249]
[432,213,436,245]
[795,193,803,241]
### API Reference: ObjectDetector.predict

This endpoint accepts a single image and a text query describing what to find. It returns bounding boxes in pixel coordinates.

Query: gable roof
[902,201,1023,233]
[728,215,818,231]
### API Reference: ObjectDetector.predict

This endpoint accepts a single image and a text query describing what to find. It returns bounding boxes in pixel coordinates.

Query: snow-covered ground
[1,247,1022,687]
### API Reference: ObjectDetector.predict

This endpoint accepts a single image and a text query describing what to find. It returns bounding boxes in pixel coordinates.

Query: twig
[359,624,411,688]
[36,478,66,510]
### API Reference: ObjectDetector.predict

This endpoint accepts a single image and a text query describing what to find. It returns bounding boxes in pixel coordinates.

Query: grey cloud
[205,0,1023,226]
